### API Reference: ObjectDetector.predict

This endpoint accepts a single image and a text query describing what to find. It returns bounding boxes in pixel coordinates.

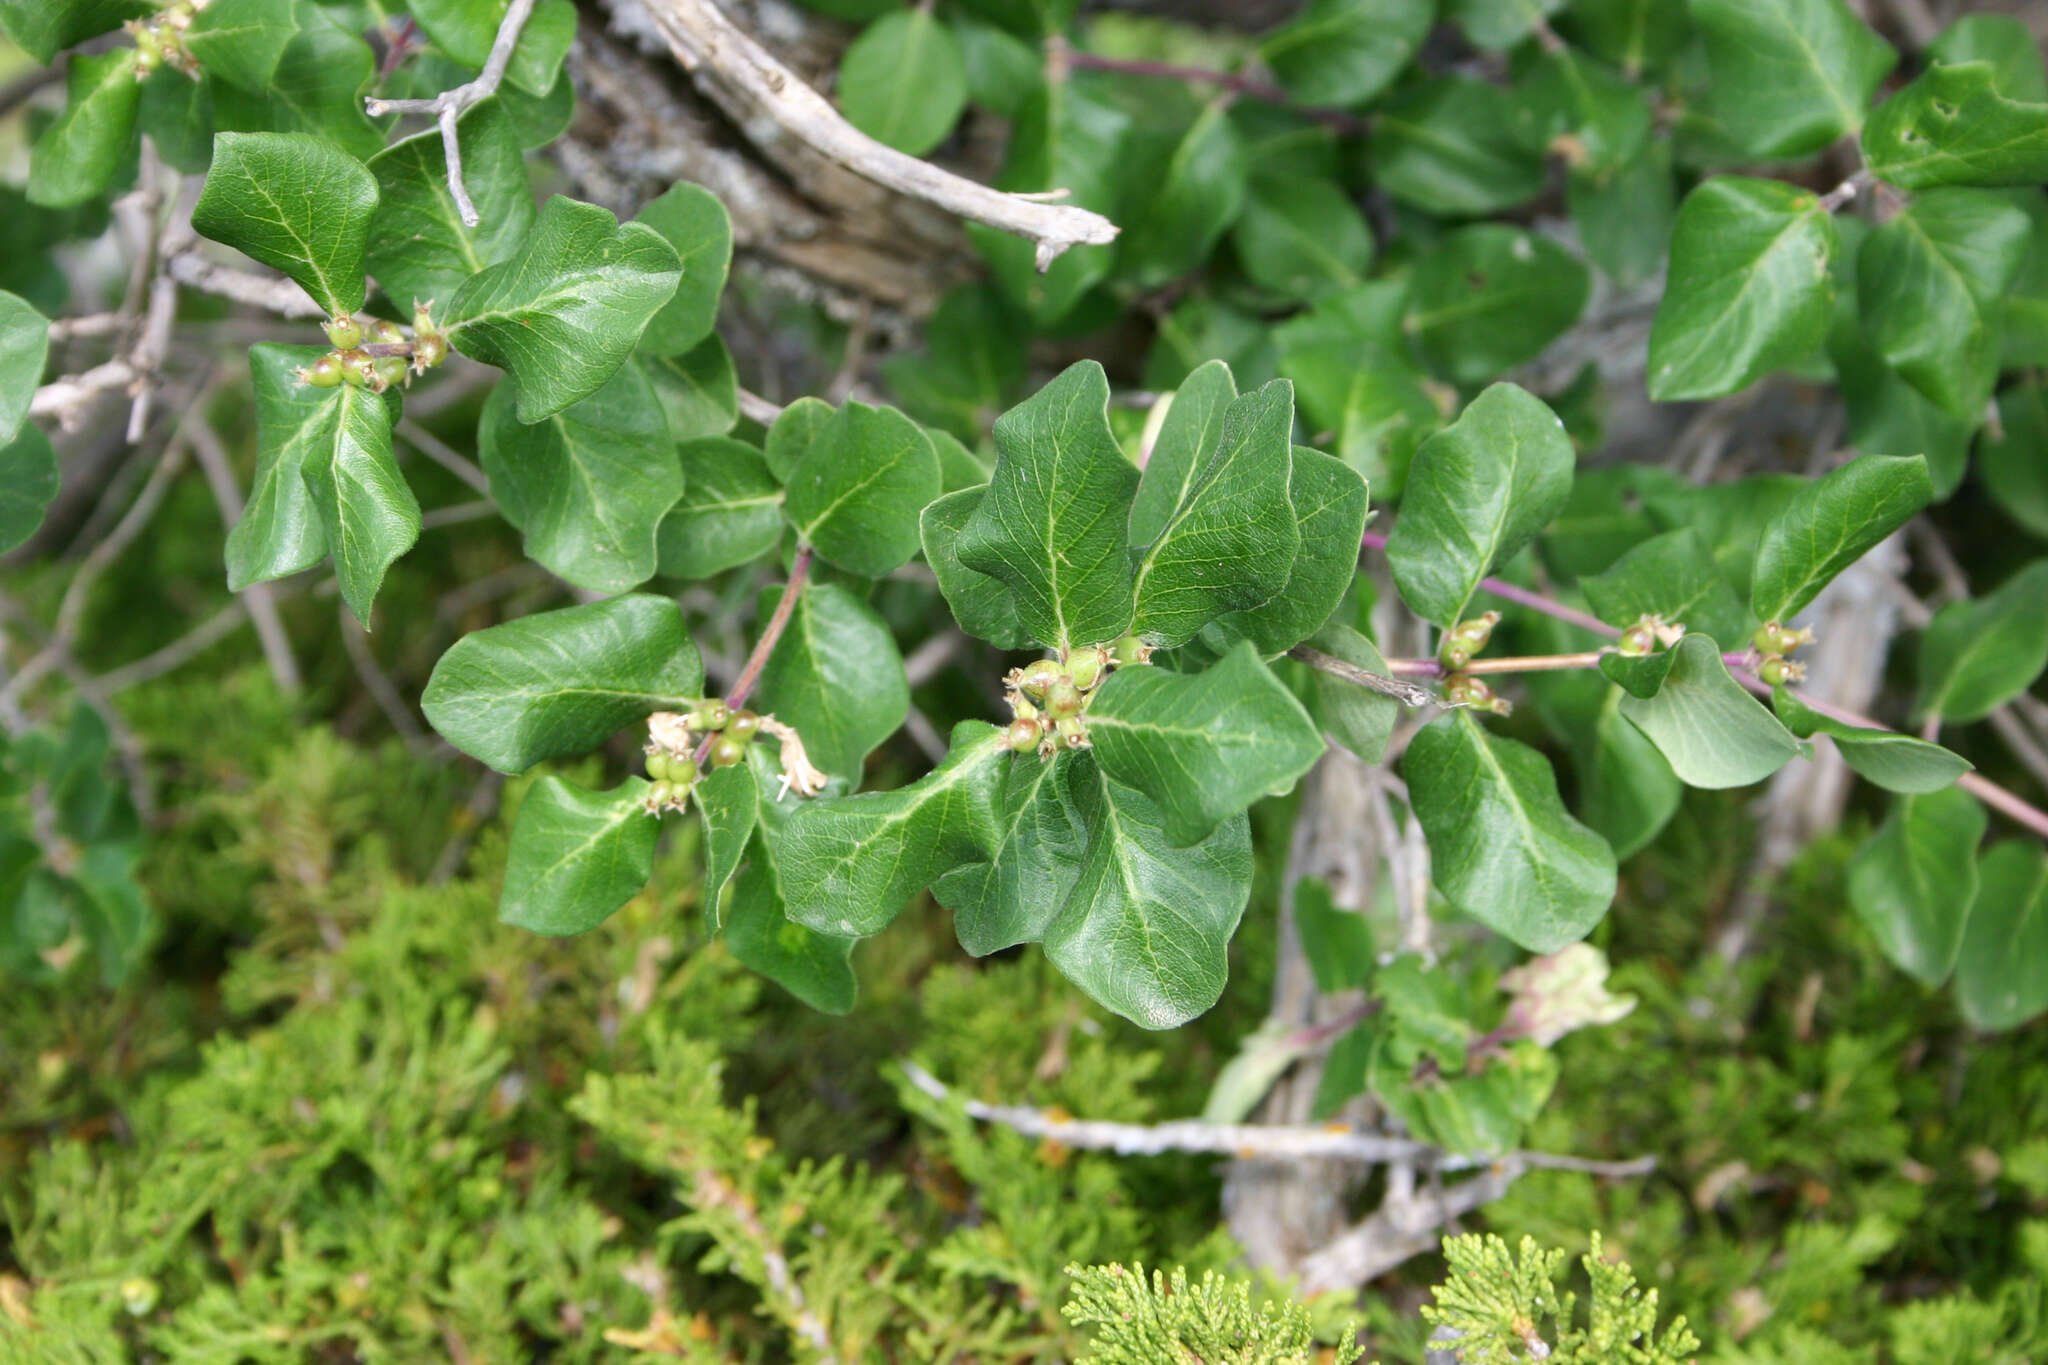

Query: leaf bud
[325,315,363,349]
[299,353,344,388]
[709,735,748,768]
[1044,678,1083,719]
[689,700,730,730]
[1017,658,1064,699]
[1066,645,1110,691]
[1006,717,1043,752]
[726,709,761,744]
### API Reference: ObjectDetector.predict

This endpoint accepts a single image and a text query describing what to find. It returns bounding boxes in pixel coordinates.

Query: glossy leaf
[1913,560,2048,723]
[1955,842,2048,1032]
[958,361,1140,650]
[784,401,940,577]
[194,132,379,318]
[1386,384,1575,627]
[1864,62,2048,191]
[657,438,784,579]
[1566,0,1690,77]
[207,7,382,159]
[1568,138,1676,288]
[777,722,1005,938]
[299,384,416,627]
[1773,687,1970,795]
[422,595,705,774]
[0,427,57,554]
[0,290,50,445]
[763,396,833,483]
[935,749,1090,956]
[1368,78,1545,217]
[1118,97,1249,290]
[1690,0,1893,158]
[1087,644,1325,848]
[921,487,1030,650]
[1980,385,2048,539]
[839,8,967,156]
[1042,757,1254,1030]
[1530,669,1681,859]
[1617,635,1802,789]
[634,181,733,356]
[227,344,339,590]
[1129,379,1298,647]
[754,582,909,785]
[446,196,682,422]
[1406,225,1590,384]
[726,835,858,1013]
[1453,0,1564,49]
[692,761,757,929]
[479,362,680,594]
[1406,712,1617,954]
[406,0,576,98]
[1847,787,1985,986]
[27,51,141,210]
[1232,175,1374,301]
[1511,46,1651,175]
[366,100,534,313]
[184,0,297,92]
[499,777,657,935]
[1258,0,1432,107]
[1206,444,1369,655]
[1751,453,1932,624]
[1647,177,1838,403]
[1927,14,2048,103]
[0,0,146,63]
[642,336,738,440]
[1859,189,2030,419]
[1581,527,1749,645]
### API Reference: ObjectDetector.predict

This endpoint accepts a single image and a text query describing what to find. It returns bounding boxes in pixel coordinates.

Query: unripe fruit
[1617,624,1657,657]
[1111,634,1149,668]
[1017,658,1063,699]
[1444,674,1498,710]
[134,44,161,74]
[1066,645,1109,691]
[690,701,730,730]
[335,348,373,385]
[1754,621,1808,657]
[1044,678,1083,719]
[301,354,344,387]
[1451,611,1501,649]
[1758,656,1799,686]
[1006,718,1042,752]
[670,756,699,786]
[413,333,448,369]
[325,315,364,349]
[710,735,747,768]
[1439,642,1473,672]
[1009,693,1039,723]
[726,710,761,743]
[647,751,673,782]
[1054,715,1088,747]
[368,318,406,346]
[371,356,409,390]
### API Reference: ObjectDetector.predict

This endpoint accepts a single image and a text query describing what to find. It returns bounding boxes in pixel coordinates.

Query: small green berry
[325,315,364,349]
[1006,718,1042,752]
[690,701,730,730]
[1044,678,1083,719]
[1009,693,1040,723]
[709,735,748,768]
[1617,624,1657,657]
[413,333,448,369]
[1054,715,1088,747]
[1439,641,1473,672]
[647,752,674,782]
[1017,659,1064,699]
[371,356,409,390]
[1451,611,1501,649]
[334,348,373,385]
[301,354,344,388]
[368,318,406,346]
[670,756,699,786]
[1066,645,1109,691]
[134,43,161,74]
[1758,656,1795,686]
[726,710,761,743]
[1110,634,1150,668]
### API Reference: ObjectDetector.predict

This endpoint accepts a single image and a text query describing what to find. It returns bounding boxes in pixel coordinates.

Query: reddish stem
[694,545,813,765]
[1060,49,1370,135]
[377,16,419,82]
[1360,530,1619,640]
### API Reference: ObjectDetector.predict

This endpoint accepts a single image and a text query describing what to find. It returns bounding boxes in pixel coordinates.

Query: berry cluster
[1438,611,1512,716]
[1751,620,1815,685]
[642,702,827,813]
[1002,635,1150,758]
[295,303,450,395]
[128,3,199,79]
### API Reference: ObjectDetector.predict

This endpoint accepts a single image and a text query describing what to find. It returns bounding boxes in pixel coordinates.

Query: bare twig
[166,251,326,317]
[340,605,433,752]
[95,602,249,692]
[46,313,126,343]
[633,0,1119,270]
[29,362,139,429]
[897,1061,1656,1177]
[725,546,812,715]
[1286,644,1438,707]
[187,417,303,695]
[737,387,785,427]
[365,0,539,226]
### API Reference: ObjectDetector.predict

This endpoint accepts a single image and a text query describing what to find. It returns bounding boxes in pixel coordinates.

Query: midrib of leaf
[1923,604,2022,717]
[795,437,909,541]
[533,797,641,885]
[1260,8,1361,60]
[243,173,333,310]
[1090,767,1172,986]
[877,13,936,144]
[1668,199,1822,369]
[1259,202,1362,285]
[1463,714,1572,907]
[1779,5,1864,133]
[547,412,650,545]
[1408,274,1562,332]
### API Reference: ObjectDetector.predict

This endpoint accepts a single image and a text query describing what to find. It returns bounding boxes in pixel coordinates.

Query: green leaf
[1847,787,1985,986]
[1981,385,2048,538]
[1258,0,1433,107]
[1511,45,1651,175]
[1279,311,1440,498]
[0,290,50,445]
[27,50,141,210]
[1453,0,1565,49]
[633,181,733,356]
[406,0,577,97]
[763,395,833,483]
[227,344,334,590]
[1913,559,2048,723]
[642,336,738,440]
[657,437,784,579]
[1955,841,2048,1031]
[777,721,1005,938]
[0,0,147,63]
[726,835,858,1013]
[954,14,1040,118]
[71,842,151,986]
[193,131,379,318]
[1405,225,1591,384]
[1581,527,1749,645]
[184,0,297,92]
[1999,194,2048,368]
[1773,686,1970,794]
[838,8,967,156]
[1205,444,1370,655]
[479,361,680,594]
[499,777,657,935]
[1929,14,2048,103]
[754,581,909,784]
[137,64,212,175]
[1644,472,1804,600]
[1529,669,1681,858]
[0,426,57,554]
[1859,188,2031,418]
[1597,649,1673,700]
[1087,644,1325,848]
[1646,177,1838,402]
[1129,380,1299,647]
[958,361,1141,650]
[935,748,1091,955]
[1129,359,1236,548]
[1751,452,1932,624]
[298,384,416,627]
[1117,97,1250,290]
[422,595,705,773]
[1406,712,1617,954]
[1566,0,1690,79]
[1616,635,1802,788]
[366,100,534,313]
[692,761,757,929]
[784,401,940,577]
[207,7,381,159]
[446,195,682,423]
[1690,0,1894,158]
[1301,624,1397,765]
[1231,175,1374,302]
[1864,61,2048,191]
[1386,383,1575,627]
[921,487,1030,650]
[1568,138,1676,288]
[1367,77,1545,218]
[1296,876,1374,993]
[1043,756,1254,1030]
